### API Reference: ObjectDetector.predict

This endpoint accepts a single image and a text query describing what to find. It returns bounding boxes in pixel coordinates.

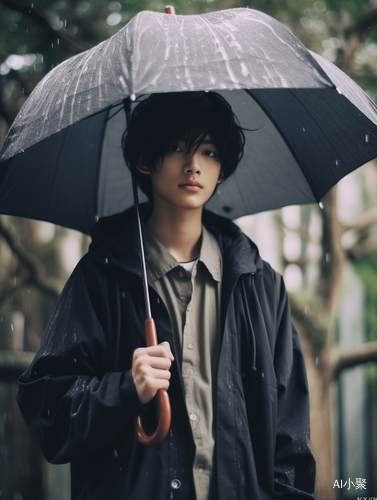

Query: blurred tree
[1,1,377,499]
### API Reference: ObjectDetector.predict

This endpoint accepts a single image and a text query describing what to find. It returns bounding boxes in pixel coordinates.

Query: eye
[203,149,219,160]
[168,144,182,153]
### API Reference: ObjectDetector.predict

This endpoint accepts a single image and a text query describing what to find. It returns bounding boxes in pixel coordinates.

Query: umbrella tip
[165,5,176,14]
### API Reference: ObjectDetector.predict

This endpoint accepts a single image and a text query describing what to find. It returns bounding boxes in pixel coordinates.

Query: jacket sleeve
[17,255,144,464]
[272,274,316,499]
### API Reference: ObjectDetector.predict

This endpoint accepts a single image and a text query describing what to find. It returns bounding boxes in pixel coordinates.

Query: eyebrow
[202,139,215,145]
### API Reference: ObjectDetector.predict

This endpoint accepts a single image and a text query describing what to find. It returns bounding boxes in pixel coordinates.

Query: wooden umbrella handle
[133,318,172,446]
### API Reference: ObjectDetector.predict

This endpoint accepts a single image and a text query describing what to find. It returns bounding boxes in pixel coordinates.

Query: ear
[136,158,151,175]
[217,171,224,184]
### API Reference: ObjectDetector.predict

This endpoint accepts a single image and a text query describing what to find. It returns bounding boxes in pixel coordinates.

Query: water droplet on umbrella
[303,127,305,132]
[319,202,324,209]
[365,134,369,143]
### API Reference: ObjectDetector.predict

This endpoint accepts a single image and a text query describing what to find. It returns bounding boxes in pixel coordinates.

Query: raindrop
[304,305,309,314]
[319,202,324,209]
[261,373,264,378]
[11,324,13,331]
[365,134,369,143]
[94,215,99,222]
[74,358,77,363]
[57,39,60,45]
[52,43,54,48]
[26,28,28,33]
[217,189,221,195]
[105,258,109,264]
[325,253,330,263]
[303,127,306,132]
[335,159,339,165]
[130,93,136,101]
[114,449,118,457]
[315,357,319,366]
[65,20,67,27]
[47,410,50,415]
[28,290,30,293]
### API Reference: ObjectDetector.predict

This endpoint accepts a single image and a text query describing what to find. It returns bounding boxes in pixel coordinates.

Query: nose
[183,151,201,175]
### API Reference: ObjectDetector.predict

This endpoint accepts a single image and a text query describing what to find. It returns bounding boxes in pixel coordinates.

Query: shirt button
[190,413,197,422]
[187,369,194,375]
[187,343,194,350]
[178,270,184,277]
[171,479,181,489]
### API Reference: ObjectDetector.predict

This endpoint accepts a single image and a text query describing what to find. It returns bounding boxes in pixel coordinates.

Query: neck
[146,202,203,262]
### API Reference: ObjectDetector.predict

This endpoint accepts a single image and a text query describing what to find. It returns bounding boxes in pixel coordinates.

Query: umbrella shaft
[125,98,152,320]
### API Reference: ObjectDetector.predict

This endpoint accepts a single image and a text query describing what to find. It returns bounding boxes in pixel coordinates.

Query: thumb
[160,341,174,362]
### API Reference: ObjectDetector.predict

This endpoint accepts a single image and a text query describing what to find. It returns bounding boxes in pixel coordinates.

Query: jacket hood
[89,204,263,276]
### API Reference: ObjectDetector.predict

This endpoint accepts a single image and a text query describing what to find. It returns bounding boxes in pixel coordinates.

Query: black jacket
[17,207,316,500]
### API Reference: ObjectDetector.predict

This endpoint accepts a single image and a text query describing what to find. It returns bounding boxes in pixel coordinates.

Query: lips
[179,180,203,189]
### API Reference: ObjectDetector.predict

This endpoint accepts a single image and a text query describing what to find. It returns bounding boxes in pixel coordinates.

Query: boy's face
[138,135,223,211]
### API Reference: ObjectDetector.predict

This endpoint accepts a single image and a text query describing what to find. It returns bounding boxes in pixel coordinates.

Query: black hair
[122,91,245,201]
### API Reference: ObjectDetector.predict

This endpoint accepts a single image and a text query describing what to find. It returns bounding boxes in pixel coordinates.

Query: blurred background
[0,0,376,499]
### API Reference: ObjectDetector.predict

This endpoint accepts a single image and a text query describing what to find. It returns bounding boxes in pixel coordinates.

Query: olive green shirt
[143,223,222,500]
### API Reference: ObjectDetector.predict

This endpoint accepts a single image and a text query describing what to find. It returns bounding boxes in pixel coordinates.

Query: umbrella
[1,7,377,445]
[1,8,377,233]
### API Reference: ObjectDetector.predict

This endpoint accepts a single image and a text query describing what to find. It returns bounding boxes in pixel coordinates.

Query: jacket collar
[89,204,263,277]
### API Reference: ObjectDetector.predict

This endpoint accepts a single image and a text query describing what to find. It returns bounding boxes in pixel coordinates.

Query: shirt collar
[198,225,222,283]
[142,222,221,283]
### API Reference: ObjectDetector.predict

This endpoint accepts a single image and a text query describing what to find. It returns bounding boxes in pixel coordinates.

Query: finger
[139,345,173,360]
[134,355,171,371]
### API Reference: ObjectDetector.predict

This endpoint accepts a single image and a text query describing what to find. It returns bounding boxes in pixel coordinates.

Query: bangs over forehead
[122,91,246,200]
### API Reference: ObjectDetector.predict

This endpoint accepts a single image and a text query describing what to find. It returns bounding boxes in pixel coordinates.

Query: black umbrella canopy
[1,8,377,234]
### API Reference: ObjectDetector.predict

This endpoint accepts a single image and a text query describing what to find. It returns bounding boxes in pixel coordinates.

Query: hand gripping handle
[133,318,171,446]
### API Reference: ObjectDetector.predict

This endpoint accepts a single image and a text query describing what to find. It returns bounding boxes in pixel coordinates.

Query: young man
[17,92,316,500]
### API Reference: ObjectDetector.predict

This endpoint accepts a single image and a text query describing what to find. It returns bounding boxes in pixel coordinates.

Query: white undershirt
[179,259,197,273]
